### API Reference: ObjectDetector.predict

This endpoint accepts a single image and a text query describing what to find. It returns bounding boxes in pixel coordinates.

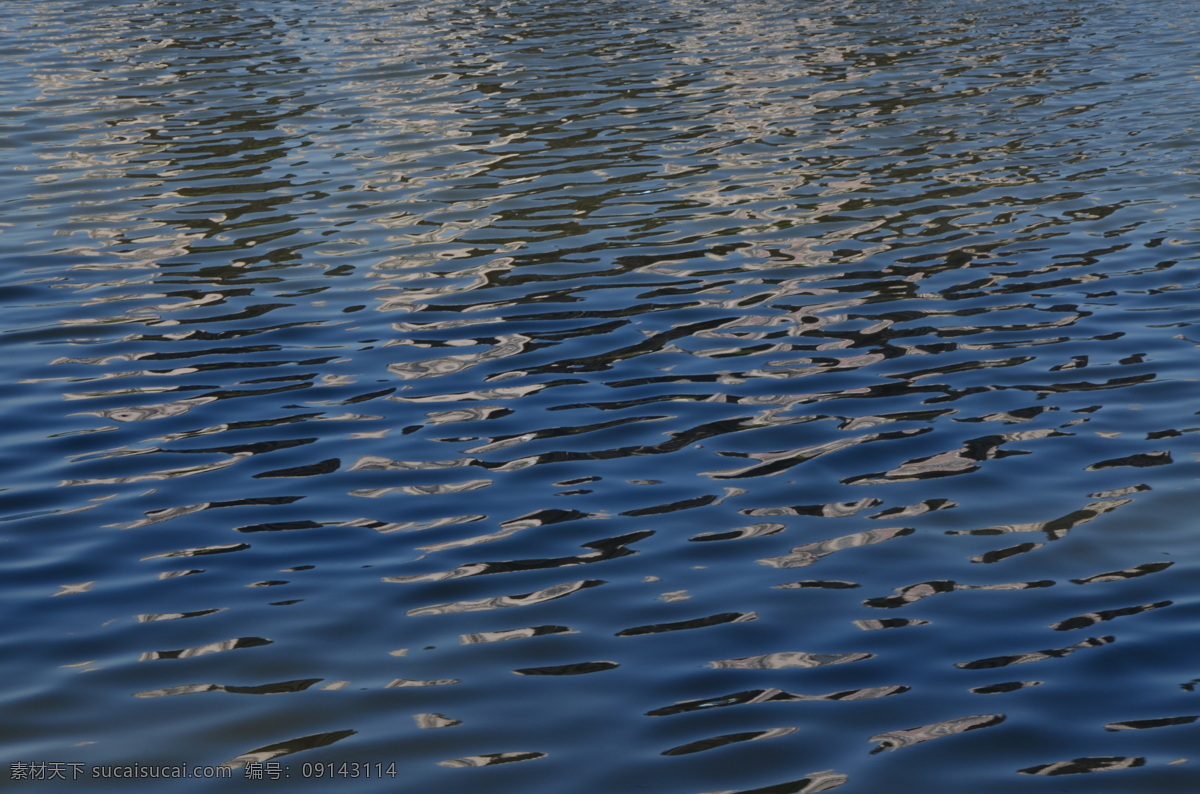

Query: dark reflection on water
[3,0,1200,791]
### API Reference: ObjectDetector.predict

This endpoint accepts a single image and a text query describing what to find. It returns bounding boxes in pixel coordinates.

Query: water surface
[3,0,1200,791]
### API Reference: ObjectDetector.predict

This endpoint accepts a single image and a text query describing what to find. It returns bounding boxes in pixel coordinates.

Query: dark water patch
[662,726,797,756]
[868,713,1005,754]
[1019,756,1146,776]
[135,678,324,698]
[691,522,786,542]
[1070,562,1173,585]
[955,636,1115,671]
[382,529,652,582]
[1049,601,1173,631]
[1086,450,1173,470]
[616,611,757,637]
[512,660,618,676]
[712,771,851,794]
[969,681,1043,695]
[970,542,1044,564]
[1105,715,1198,732]
[863,578,1055,609]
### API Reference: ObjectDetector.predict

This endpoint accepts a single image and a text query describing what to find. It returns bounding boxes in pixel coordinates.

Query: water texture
[3,0,1200,791]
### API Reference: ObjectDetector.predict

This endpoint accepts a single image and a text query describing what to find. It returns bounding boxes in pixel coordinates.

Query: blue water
[3,0,1200,791]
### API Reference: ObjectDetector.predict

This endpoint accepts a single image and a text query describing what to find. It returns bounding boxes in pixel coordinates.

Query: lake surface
[3,0,1200,791]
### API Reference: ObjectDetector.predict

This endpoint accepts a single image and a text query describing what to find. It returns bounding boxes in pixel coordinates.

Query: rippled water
[4,0,1200,791]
